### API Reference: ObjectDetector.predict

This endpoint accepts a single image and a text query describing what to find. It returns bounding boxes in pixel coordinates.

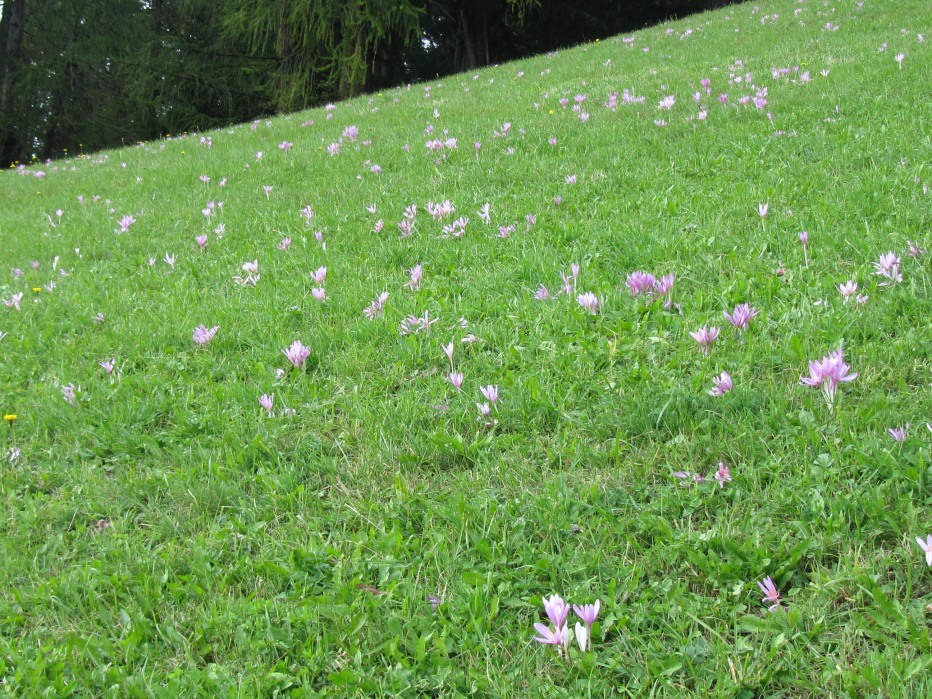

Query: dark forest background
[0,0,740,167]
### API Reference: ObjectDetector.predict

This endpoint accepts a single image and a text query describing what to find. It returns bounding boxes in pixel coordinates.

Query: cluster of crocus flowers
[533,595,601,653]
[674,462,731,488]
[873,251,902,285]
[625,271,675,303]
[690,326,720,353]
[800,349,857,405]
[577,291,599,314]
[363,292,388,319]
[283,340,311,369]
[723,303,758,331]
[709,371,733,396]
[193,324,219,345]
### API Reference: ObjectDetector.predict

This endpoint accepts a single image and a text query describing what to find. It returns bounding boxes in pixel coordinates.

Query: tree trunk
[0,0,26,166]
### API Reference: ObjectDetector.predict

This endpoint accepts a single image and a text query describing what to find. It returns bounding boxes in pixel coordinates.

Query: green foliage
[221,0,425,108]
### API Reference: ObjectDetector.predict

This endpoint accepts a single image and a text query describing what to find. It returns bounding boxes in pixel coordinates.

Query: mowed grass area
[1,0,931,695]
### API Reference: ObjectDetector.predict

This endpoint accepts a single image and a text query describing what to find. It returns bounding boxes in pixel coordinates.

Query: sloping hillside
[0,0,930,695]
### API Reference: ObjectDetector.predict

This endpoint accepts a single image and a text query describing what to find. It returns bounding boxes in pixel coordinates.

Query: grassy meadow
[1,0,931,695]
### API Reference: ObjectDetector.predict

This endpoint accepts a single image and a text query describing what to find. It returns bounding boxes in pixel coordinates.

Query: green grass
[1,0,931,695]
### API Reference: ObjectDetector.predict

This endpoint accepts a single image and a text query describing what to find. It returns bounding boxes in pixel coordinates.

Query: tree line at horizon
[0,0,737,167]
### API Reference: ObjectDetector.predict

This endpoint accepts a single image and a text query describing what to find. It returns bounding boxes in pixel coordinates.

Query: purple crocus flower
[577,291,600,315]
[283,340,311,368]
[690,326,720,353]
[193,324,219,345]
[888,425,908,443]
[757,577,781,611]
[572,600,601,630]
[723,304,758,331]
[800,349,857,404]
[542,594,570,630]
[709,371,733,396]
[259,394,274,415]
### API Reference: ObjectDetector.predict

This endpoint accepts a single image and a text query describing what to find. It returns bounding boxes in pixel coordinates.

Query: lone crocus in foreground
[690,326,720,353]
[193,324,219,345]
[757,576,781,612]
[283,341,311,369]
[800,349,857,405]
[916,535,932,566]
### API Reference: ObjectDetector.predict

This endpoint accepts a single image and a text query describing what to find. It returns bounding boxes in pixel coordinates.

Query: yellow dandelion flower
[3,414,17,423]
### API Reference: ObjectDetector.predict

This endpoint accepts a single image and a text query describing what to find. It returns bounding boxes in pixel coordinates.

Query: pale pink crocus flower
[709,371,733,396]
[312,288,326,302]
[164,253,176,268]
[262,185,273,200]
[534,285,551,301]
[195,235,208,250]
[405,264,422,290]
[895,53,905,67]
[62,383,79,406]
[916,535,932,566]
[571,604,594,647]
[363,292,389,319]
[259,394,274,415]
[714,463,732,488]
[572,600,600,634]
[906,241,922,258]
[442,342,454,369]
[4,293,23,310]
[723,304,758,331]
[118,214,135,233]
[758,577,781,611]
[242,260,258,274]
[311,266,327,285]
[543,594,570,631]
[533,623,570,648]
[888,425,908,443]
[99,359,115,375]
[758,203,768,218]
[799,231,809,267]
[193,324,219,345]
[800,349,857,404]
[690,326,720,353]
[480,385,500,404]
[447,372,464,389]
[278,237,291,251]
[837,281,858,302]
[577,291,600,314]
[874,252,902,285]
[565,174,577,185]
[283,340,311,368]
[477,402,492,418]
